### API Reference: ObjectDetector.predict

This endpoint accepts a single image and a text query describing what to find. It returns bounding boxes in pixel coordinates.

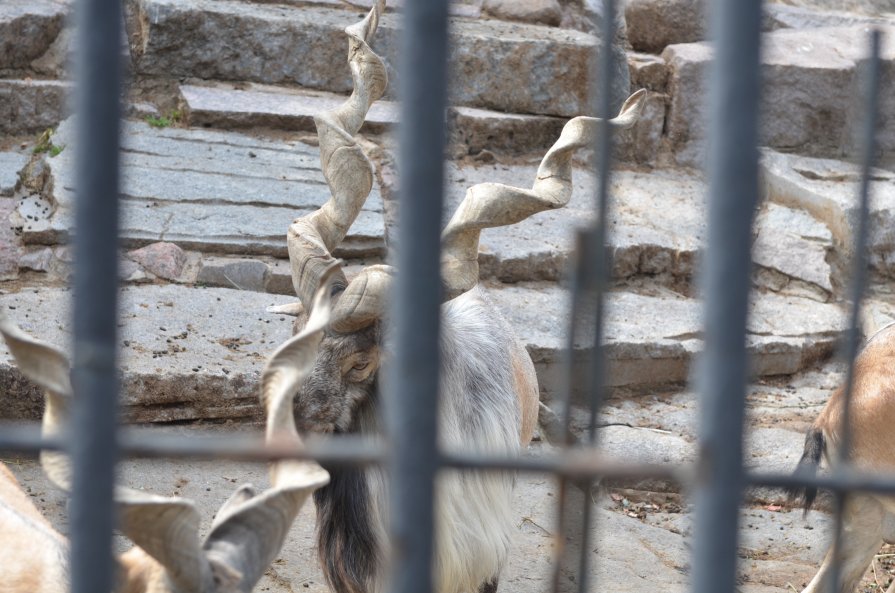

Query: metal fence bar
[573,0,621,590]
[688,0,763,592]
[385,1,450,592]
[69,0,123,591]
[824,28,882,593]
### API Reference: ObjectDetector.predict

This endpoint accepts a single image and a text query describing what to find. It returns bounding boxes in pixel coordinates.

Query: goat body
[791,322,895,593]
[0,463,69,593]
[312,287,538,593]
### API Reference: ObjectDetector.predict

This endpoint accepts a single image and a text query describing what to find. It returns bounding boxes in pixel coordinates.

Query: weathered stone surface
[760,149,895,276]
[127,0,605,117]
[775,0,895,17]
[448,106,567,157]
[0,0,68,70]
[0,79,71,135]
[127,242,186,280]
[763,3,892,32]
[487,282,844,398]
[17,246,53,272]
[615,91,666,164]
[581,0,633,113]
[181,82,399,134]
[482,0,562,26]
[0,151,28,196]
[664,25,895,166]
[628,51,669,92]
[439,163,705,286]
[753,203,834,301]
[197,257,269,292]
[625,0,706,53]
[24,117,386,257]
[0,284,297,422]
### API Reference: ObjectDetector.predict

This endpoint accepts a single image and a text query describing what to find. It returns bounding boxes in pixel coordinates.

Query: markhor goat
[0,272,338,593]
[790,321,895,593]
[272,2,647,593]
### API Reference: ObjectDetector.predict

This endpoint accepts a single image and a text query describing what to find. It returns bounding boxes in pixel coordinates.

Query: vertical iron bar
[689,0,763,592]
[385,1,450,593]
[825,29,882,593]
[69,0,123,591]
[551,229,594,593]
[574,0,620,591]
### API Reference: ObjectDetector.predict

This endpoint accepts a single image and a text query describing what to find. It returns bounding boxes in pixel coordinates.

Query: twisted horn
[288,0,389,315]
[0,318,208,592]
[202,265,333,586]
[440,89,647,300]
[1,277,335,591]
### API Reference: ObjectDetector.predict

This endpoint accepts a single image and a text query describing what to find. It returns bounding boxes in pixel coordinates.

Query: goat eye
[352,361,369,372]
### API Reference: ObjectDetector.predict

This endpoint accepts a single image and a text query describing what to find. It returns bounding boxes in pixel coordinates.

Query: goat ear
[201,264,334,588]
[0,317,73,491]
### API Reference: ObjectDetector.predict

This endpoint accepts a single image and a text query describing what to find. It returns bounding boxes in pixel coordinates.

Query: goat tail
[787,427,826,514]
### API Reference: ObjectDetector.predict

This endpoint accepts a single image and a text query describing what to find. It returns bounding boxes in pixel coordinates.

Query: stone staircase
[2,0,894,426]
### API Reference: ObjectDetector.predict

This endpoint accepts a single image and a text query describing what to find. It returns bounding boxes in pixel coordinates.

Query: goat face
[292,314,381,434]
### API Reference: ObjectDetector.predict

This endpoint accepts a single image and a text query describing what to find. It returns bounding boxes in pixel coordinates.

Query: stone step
[0,278,844,422]
[0,79,71,135]
[0,0,68,71]
[664,24,895,166]
[179,80,574,157]
[19,117,386,258]
[0,283,298,422]
[180,81,400,135]
[487,281,845,400]
[760,148,895,277]
[126,0,600,118]
[421,161,834,295]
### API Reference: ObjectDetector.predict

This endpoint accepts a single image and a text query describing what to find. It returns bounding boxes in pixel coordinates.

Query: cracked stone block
[753,202,834,301]
[197,257,270,292]
[0,0,68,70]
[664,25,895,166]
[760,149,895,277]
[625,0,707,53]
[28,117,386,257]
[628,52,669,92]
[127,0,615,118]
[0,79,71,135]
[487,282,844,399]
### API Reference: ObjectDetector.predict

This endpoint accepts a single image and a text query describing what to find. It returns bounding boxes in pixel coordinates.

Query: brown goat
[791,322,895,593]
[0,270,338,593]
